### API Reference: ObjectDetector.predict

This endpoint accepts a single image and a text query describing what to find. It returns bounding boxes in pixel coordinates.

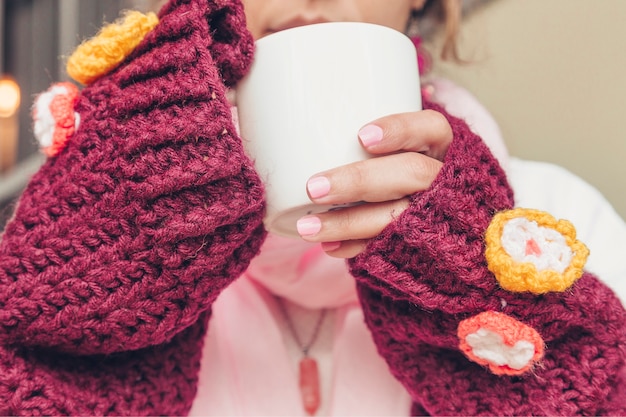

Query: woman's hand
[296,109,453,258]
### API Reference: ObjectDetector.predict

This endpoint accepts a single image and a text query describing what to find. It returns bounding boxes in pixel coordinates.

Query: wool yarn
[349,101,626,415]
[0,0,624,414]
[32,82,80,157]
[66,11,159,85]
[0,0,265,414]
[457,311,545,376]
[485,208,589,294]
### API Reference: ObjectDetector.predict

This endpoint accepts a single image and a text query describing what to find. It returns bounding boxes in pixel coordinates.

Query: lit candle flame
[0,77,21,118]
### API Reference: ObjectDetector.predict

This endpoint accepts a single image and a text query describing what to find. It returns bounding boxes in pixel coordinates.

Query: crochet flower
[32,82,80,157]
[458,311,544,376]
[485,208,589,294]
[66,11,159,85]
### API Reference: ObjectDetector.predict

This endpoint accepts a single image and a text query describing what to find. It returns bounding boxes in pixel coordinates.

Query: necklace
[275,297,328,416]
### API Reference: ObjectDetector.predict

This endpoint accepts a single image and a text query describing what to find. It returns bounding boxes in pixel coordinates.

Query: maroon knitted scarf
[1,0,625,415]
[0,0,266,414]
[349,103,626,415]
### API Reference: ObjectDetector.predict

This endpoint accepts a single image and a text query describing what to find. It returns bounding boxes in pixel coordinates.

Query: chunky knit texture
[1,0,625,414]
[349,101,626,416]
[0,0,265,415]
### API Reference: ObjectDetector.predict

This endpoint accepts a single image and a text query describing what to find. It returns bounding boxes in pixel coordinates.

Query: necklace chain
[276,298,327,356]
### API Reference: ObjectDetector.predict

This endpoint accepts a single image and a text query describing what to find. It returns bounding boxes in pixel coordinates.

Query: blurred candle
[0,76,20,172]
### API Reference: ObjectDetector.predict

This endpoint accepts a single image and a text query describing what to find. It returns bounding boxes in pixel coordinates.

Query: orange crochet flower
[458,311,544,376]
[485,208,589,294]
[32,82,80,157]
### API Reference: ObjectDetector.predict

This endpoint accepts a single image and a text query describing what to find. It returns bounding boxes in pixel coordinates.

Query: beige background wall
[429,0,626,219]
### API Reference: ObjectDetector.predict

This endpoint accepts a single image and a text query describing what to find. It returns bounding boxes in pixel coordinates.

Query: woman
[0,0,624,415]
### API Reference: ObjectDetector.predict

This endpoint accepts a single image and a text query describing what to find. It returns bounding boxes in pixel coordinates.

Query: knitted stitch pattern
[0,0,265,415]
[350,101,626,416]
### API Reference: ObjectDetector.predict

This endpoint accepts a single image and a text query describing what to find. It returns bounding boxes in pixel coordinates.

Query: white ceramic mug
[236,22,422,238]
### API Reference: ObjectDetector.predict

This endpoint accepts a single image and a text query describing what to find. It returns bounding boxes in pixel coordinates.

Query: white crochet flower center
[466,328,535,370]
[501,217,572,273]
[33,84,72,148]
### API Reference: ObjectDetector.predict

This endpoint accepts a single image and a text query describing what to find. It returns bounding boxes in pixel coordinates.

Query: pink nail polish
[358,124,383,147]
[307,176,331,199]
[297,216,322,236]
[321,241,341,252]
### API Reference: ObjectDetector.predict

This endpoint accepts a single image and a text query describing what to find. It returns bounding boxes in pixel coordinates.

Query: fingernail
[321,241,341,252]
[307,176,331,199]
[297,216,322,237]
[358,124,384,147]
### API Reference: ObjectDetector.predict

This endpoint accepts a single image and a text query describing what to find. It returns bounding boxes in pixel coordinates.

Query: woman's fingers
[358,109,453,161]
[296,109,454,258]
[306,152,442,205]
[297,198,409,242]
[321,239,368,259]
[304,109,450,205]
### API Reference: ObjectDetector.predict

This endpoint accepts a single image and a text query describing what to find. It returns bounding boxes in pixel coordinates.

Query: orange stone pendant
[299,357,321,415]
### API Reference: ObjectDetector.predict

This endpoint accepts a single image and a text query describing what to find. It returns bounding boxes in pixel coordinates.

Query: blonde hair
[417,0,463,61]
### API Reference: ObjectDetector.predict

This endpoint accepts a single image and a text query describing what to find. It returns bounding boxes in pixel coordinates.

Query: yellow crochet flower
[66,11,159,85]
[485,208,589,294]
